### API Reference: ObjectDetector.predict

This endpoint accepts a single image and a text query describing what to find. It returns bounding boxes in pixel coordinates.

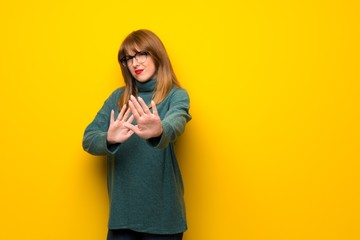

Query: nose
[130,57,139,67]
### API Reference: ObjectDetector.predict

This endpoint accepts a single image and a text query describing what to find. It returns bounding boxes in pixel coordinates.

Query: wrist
[106,134,117,145]
[155,125,163,138]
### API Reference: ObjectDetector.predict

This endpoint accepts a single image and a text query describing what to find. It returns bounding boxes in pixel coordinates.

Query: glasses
[119,51,149,67]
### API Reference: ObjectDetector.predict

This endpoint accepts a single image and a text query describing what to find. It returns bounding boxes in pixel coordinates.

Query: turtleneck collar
[135,79,156,92]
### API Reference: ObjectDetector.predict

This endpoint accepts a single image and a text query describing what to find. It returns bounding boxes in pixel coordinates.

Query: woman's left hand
[124,95,163,139]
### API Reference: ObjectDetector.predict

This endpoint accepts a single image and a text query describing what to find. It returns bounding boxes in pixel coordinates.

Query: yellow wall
[1,1,359,239]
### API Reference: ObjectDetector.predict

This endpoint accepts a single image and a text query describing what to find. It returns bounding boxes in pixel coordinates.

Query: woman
[83,29,191,240]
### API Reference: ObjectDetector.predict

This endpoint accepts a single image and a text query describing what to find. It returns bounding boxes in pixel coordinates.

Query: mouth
[135,69,144,75]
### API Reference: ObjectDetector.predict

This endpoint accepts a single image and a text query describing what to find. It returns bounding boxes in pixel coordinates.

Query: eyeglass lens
[125,52,148,66]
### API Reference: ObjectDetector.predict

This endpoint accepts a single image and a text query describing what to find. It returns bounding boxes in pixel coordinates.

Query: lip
[135,69,144,75]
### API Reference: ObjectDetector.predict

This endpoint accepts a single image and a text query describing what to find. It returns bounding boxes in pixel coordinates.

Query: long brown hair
[117,29,181,110]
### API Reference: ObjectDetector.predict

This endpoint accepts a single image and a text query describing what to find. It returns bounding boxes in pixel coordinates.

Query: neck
[135,78,156,92]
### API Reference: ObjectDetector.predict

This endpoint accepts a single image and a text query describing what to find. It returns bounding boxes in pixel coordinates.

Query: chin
[136,77,152,83]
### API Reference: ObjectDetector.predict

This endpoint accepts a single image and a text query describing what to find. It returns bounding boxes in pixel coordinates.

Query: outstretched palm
[107,105,134,144]
[124,95,163,139]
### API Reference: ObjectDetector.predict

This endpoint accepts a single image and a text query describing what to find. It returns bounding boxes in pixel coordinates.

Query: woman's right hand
[106,105,134,144]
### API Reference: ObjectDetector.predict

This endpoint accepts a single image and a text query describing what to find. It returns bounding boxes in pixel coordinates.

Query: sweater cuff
[102,132,120,154]
[146,121,171,149]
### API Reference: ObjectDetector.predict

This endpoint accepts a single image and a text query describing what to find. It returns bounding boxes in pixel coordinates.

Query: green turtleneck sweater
[82,79,191,234]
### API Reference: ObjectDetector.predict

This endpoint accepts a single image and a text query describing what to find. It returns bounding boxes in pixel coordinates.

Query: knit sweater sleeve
[147,88,192,149]
[82,89,122,156]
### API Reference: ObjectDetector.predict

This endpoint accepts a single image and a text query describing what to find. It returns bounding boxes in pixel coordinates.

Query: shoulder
[168,86,190,100]
[111,86,125,96]
[106,87,125,101]
[99,87,125,109]
[163,86,190,108]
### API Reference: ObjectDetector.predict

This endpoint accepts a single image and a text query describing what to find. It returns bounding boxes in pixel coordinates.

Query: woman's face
[125,49,157,83]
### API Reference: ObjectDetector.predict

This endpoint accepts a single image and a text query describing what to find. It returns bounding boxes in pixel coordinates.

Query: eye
[126,56,134,61]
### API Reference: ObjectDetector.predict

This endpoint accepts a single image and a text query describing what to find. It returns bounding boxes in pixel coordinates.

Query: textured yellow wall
[1,1,359,239]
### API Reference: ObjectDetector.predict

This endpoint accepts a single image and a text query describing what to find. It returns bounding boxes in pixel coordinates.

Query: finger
[110,109,115,123]
[128,100,141,121]
[126,114,134,123]
[130,95,145,116]
[123,105,132,120]
[138,96,151,114]
[117,104,127,121]
[127,130,134,136]
[151,101,159,116]
[123,122,138,134]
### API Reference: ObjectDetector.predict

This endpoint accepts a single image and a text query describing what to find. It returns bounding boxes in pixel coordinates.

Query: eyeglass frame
[119,51,150,67]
